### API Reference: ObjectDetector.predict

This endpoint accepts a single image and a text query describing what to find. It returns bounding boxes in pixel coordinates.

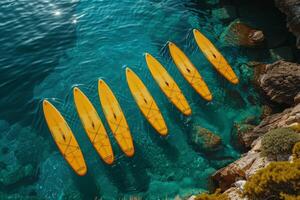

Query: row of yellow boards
[43,29,239,176]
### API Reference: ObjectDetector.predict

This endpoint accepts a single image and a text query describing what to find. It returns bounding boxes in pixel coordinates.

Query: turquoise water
[1,0,286,199]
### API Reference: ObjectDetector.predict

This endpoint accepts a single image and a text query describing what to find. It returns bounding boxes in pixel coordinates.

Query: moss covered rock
[191,126,222,152]
[220,20,264,47]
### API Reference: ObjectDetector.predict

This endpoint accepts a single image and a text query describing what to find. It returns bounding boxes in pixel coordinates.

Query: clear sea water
[0,0,288,199]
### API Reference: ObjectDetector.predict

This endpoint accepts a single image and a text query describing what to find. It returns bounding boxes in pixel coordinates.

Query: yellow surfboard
[145,53,192,116]
[125,67,168,136]
[193,29,239,84]
[98,79,135,157]
[43,100,87,176]
[73,87,114,165]
[168,42,212,101]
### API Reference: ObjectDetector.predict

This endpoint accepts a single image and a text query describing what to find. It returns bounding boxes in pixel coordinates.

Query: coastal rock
[212,152,259,191]
[249,138,262,153]
[232,122,255,149]
[260,105,273,119]
[274,0,300,48]
[245,156,270,179]
[234,180,246,190]
[294,93,300,105]
[254,61,300,105]
[220,20,265,47]
[240,103,300,149]
[191,126,222,151]
[224,187,248,200]
[231,116,260,150]
[212,6,237,21]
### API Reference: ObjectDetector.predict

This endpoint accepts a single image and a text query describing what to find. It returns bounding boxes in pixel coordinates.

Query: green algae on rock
[191,126,222,152]
[220,20,265,47]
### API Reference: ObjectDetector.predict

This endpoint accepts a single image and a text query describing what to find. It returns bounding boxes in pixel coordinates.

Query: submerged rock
[254,60,300,105]
[232,123,256,150]
[220,20,265,47]
[191,126,222,152]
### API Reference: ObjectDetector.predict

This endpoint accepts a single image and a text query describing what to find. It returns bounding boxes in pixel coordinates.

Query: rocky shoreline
[190,0,300,199]
[211,100,299,199]
[0,0,299,199]
[190,62,300,200]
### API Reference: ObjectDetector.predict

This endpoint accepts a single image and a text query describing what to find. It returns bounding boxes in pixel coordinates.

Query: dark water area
[0,0,298,199]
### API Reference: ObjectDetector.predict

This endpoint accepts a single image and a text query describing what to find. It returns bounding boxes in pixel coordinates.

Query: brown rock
[241,103,300,148]
[212,153,259,191]
[260,105,273,119]
[245,156,270,179]
[191,126,222,151]
[254,61,300,105]
[294,93,300,105]
[220,20,264,47]
[224,187,248,200]
[249,138,262,153]
[233,123,256,149]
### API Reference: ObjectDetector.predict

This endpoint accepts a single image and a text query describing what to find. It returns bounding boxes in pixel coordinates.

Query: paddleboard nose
[206,94,213,101]
[43,100,50,108]
[231,77,239,84]
[104,155,114,165]
[159,127,168,136]
[73,87,79,93]
[125,147,135,157]
[167,41,173,47]
[77,166,87,176]
[125,67,131,73]
[193,28,198,35]
[183,108,192,116]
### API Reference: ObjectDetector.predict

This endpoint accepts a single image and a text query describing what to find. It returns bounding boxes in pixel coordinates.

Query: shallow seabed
[0,0,287,199]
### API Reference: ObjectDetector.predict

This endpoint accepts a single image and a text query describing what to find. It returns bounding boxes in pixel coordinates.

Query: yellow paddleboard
[168,42,212,101]
[193,29,239,84]
[98,80,135,157]
[43,100,87,176]
[73,87,114,165]
[125,67,168,136]
[145,53,192,116]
